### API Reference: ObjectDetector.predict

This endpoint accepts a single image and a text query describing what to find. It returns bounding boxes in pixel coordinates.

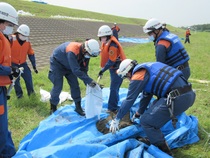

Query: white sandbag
[85,84,103,119]
[40,88,51,102]
[40,88,73,103]
[59,91,73,104]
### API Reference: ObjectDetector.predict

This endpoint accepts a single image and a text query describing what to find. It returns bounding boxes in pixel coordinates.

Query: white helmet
[85,39,100,57]
[143,18,162,34]
[97,25,112,37]
[0,2,18,25]
[17,24,30,36]
[117,59,137,79]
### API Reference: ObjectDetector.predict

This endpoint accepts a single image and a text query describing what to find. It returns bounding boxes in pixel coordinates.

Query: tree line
[181,24,210,32]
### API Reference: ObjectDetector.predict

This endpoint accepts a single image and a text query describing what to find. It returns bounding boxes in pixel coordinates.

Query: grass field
[4,0,210,157]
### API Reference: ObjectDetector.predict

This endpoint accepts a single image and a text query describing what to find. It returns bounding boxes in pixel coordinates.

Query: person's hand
[109,118,120,134]
[98,70,103,78]
[33,66,38,74]
[10,66,21,78]
[131,112,141,122]
[88,80,97,88]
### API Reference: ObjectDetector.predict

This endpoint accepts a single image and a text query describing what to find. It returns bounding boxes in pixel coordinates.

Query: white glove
[109,118,120,134]
[131,113,141,122]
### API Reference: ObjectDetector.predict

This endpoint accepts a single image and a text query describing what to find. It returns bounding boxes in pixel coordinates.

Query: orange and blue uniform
[112,25,120,32]
[10,34,36,98]
[111,25,120,40]
[116,62,195,146]
[185,29,191,44]
[155,30,190,80]
[0,32,16,157]
[100,36,126,111]
[48,42,94,107]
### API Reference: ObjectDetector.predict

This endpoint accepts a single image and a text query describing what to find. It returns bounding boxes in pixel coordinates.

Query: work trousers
[48,57,81,106]
[140,90,195,145]
[108,69,123,111]
[0,87,16,157]
[12,63,34,98]
[185,37,190,43]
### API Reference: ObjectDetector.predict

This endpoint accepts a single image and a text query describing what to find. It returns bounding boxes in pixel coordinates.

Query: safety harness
[166,83,192,128]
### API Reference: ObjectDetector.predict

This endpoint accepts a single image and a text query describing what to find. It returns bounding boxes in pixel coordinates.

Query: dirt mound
[96,111,133,134]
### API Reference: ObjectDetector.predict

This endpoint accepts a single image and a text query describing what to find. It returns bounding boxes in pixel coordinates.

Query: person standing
[48,39,100,115]
[0,2,20,157]
[143,18,190,80]
[184,27,191,44]
[109,59,196,156]
[10,24,38,98]
[97,25,126,113]
[111,23,120,40]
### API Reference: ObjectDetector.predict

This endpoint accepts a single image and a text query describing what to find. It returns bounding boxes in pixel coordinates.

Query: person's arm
[0,65,11,76]
[137,91,153,114]
[28,54,36,68]
[27,43,36,68]
[117,26,120,32]
[155,40,171,63]
[67,52,93,85]
[116,69,148,120]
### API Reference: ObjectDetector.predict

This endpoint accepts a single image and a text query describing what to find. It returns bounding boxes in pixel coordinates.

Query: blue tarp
[31,0,47,4]
[13,88,199,158]
[119,37,150,43]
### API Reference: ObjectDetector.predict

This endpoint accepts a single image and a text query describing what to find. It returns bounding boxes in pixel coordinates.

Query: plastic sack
[85,84,103,119]
[40,88,73,103]
[59,91,73,104]
[40,88,51,102]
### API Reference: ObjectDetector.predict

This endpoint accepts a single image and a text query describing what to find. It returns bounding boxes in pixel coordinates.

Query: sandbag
[40,88,73,103]
[85,84,103,119]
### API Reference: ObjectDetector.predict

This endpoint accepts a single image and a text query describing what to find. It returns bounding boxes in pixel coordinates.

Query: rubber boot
[75,101,85,116]
[50,103,57,114]
[156,141,173,156]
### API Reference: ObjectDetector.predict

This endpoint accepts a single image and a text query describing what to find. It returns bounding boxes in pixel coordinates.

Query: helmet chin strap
[153,29,161,42]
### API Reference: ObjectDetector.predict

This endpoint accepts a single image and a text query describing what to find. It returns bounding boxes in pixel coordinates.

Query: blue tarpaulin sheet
[119,37,150,43]
[31,0,47,4]
[13,88,199,158]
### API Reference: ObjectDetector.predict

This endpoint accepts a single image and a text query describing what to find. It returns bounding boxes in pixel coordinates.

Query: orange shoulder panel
[66,42,81,55]
[131,69,146,81]
[157,40,171,49]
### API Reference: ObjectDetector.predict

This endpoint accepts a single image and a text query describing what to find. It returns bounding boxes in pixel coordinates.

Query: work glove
[88,80,97,88]
[98,70,103,78]
[109,118,120,134]
[10,66,21,78]
[131,113,141,123]
[33,66,38,74]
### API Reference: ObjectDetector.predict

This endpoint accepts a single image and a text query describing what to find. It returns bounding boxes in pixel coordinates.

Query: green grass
[3,0,146,26]
[4,0,210,157]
